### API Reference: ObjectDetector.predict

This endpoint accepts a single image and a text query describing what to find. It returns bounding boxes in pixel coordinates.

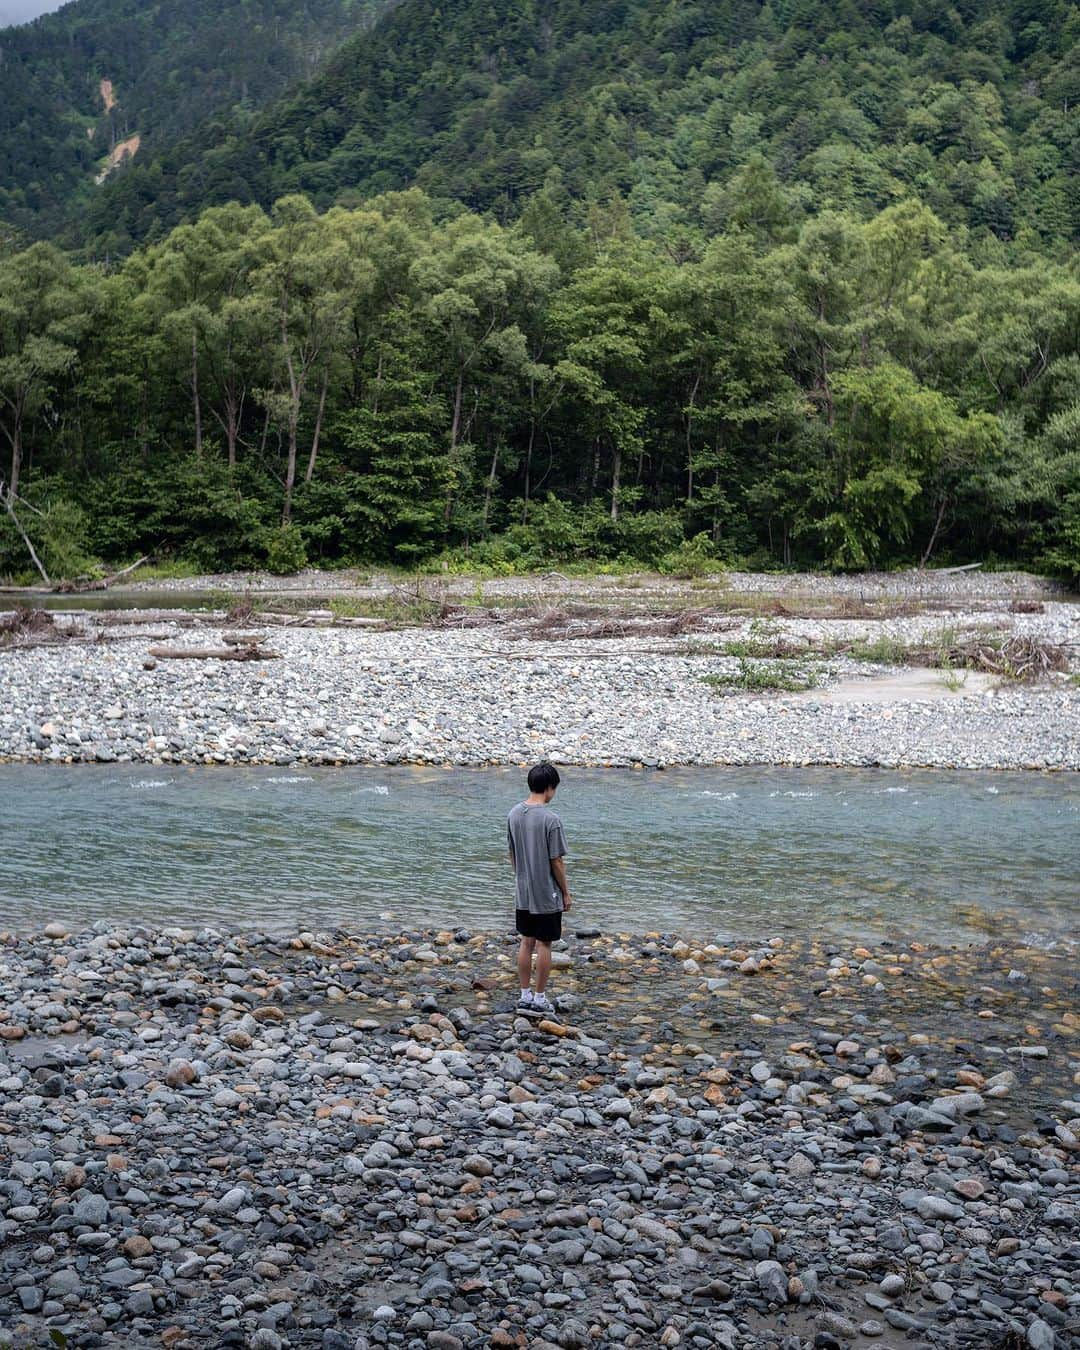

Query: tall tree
[0,243,86,501]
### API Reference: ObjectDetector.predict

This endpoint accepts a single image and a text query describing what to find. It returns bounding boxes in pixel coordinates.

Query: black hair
[527,761,561,793]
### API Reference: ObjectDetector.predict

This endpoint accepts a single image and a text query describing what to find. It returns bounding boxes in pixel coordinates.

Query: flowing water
[1,764,1076,945]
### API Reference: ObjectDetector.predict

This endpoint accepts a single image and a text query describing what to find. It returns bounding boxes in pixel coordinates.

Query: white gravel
[2,584,1077,771]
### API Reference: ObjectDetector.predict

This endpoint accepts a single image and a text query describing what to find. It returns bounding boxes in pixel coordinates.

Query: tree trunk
[281,321,303,524]
[685,371,701,503]
[283,408,299,524]
[610,445,621,522]
[8,420,21,501]
[258,405,271,458]
[304,374,328,483]
[227,387,242,469]
[482,443,499,528]
[449,366,464,453]
[191,327,202,456]
[522,411,536,524]
[444,366,465,526]
[372,350,384,416]
[920,496,948,567]
[213,384,243,469]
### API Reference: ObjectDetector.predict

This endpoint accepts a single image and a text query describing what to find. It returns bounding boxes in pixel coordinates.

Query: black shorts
[516,908,562,943]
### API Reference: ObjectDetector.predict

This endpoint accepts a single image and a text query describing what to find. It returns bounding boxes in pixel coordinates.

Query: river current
[1,764,1076,946]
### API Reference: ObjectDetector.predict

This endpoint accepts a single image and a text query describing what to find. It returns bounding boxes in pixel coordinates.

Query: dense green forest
[2,191,1078,582]
[80,0,1080,256]
[0,0,393,240]
[0,0,1077,583]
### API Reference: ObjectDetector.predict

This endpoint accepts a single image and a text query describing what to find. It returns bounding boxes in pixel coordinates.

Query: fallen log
[56,556,151,593]
[221,632,268,646]
[146,644,281,661]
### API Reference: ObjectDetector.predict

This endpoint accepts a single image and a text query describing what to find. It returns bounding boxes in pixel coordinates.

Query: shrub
[265,525,308,575]
[659,531,724,578]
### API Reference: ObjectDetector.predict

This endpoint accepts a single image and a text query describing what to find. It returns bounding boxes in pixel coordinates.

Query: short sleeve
[547,816,568,859]
[507,820,514,857]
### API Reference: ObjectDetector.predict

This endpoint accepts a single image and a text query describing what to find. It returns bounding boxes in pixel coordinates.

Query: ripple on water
[0,765,1075,945]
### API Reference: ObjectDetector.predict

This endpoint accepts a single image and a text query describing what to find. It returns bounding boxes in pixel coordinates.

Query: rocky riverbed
[1,573,1077,770]
[0,922,1077,1349]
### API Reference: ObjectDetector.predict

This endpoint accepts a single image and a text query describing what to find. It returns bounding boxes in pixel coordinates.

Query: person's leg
[534,940,552,993]
[517,936,536,991]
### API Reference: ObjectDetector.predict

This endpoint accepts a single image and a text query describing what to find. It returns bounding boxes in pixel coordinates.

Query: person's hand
[563,893,573,912]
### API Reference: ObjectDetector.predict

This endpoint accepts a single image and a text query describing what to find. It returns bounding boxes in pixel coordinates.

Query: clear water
[0,588,228,612]
[2,765,1077,945]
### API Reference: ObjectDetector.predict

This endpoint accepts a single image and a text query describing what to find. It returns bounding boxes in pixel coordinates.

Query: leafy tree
[0,243,87,500]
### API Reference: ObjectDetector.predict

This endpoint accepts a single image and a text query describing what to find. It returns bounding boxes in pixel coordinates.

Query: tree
[256,196,354,522]
[819,362,1000,567]
[411,215,557,529]
[0,243,86,502]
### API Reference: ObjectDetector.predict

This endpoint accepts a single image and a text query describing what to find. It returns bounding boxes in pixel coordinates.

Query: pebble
[1,572,1076,771]
[0,919,1075,1349]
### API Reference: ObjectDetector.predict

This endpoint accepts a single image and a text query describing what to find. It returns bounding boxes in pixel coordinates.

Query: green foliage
[1,177,1077,578]
[69,0,1080,258]
[0,483,97,582]
[658,533,723,578]
[265,524,307,575]
[702,661,819,695]
[0,0,393,242]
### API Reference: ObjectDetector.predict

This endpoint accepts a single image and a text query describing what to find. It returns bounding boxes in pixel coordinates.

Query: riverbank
[0,922,1076,1349]
[1,572,1077,770]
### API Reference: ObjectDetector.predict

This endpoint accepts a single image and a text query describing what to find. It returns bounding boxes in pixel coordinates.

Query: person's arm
[550,855,572,911]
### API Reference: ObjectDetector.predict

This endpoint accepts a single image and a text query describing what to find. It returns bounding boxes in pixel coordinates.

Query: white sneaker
[531,993,555,1016]
[516,991,535,1012]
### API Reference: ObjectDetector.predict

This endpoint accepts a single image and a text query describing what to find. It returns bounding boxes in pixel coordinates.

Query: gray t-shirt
[507,802,568,915]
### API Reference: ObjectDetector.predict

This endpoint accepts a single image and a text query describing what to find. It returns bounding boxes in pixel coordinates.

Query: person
[507,761,572,1015]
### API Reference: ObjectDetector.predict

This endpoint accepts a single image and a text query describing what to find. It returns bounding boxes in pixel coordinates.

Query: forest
[78,0,1080,256]
[0,0,1077,582]
[0,0,392,240]
[2,189,1077,583]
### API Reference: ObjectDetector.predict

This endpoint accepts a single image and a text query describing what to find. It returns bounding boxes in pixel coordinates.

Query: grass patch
[939,665,969,692]
[127,559,202,582]
[702,659,819,695]
[691,624,1068,683]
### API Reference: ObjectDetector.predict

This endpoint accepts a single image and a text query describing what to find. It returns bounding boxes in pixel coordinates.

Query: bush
[265,524,308,575]
[0,484,99,583]
[658,531,724,578]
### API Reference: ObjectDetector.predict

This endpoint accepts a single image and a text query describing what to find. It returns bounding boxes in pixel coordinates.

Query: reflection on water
[1,764,1076,945]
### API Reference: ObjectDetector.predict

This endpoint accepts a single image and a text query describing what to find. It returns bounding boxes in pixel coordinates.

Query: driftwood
[147,644,281,661]
[222,631,267,646]
[56,556,150,593]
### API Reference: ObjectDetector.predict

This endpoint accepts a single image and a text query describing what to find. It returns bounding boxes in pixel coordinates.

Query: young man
[507,761,572,1016]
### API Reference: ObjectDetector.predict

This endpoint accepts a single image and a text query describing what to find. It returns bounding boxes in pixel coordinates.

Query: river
[1,764,1076,945]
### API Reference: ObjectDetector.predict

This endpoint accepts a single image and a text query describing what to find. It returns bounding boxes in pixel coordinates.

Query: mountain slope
[0,0,395,239]
[80,0,1080,254]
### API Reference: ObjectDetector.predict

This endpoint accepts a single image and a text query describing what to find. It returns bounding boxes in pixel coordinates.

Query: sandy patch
[810,667,999,704]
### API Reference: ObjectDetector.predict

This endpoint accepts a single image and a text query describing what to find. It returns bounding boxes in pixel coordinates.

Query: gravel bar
[0,921,1077,1349]
[1,578,1077,771]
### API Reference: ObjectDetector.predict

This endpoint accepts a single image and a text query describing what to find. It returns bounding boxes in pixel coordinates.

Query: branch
[2,490,51,586]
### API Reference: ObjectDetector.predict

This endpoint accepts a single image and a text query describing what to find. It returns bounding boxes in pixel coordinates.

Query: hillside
[0,0,1077,587]
[0,0,395,240]
[79,0,1080,254]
